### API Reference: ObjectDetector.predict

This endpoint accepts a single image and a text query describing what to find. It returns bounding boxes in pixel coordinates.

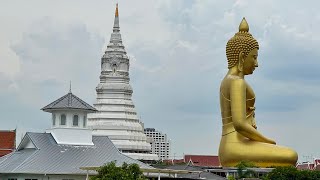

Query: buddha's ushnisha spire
[113,3,120,32]
[239,17,249,32]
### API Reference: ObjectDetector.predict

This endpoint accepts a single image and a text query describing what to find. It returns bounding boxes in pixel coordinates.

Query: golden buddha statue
[218,18,298,167]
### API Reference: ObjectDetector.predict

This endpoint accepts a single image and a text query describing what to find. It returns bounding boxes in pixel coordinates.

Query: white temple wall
[92,105,137,113]
[97,93,127,99]
[89,122,143,131]
[94,99,134,105]
[51,110,87,128]
[90,113,139,120]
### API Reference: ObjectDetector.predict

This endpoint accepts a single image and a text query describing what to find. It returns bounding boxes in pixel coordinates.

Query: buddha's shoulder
[226,75,243,80]
[225,75,246,84]
[221,77,246,91]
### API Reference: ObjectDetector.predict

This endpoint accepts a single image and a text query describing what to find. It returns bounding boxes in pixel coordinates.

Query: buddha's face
[243,48,258,75]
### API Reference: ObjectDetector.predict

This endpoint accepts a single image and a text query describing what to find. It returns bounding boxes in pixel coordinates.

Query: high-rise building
[144,128,171,160]
[88,4,158,161]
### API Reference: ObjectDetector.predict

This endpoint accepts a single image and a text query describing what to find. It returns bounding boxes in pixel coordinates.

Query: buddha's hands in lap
[250,117,275,144]
[265,138,276,145]
[251,117,257,129]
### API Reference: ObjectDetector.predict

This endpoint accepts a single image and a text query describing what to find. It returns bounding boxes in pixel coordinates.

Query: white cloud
[0,0,320,161]
[175,40,198,52]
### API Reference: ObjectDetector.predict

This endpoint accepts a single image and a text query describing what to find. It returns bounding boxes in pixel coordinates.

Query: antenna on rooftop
[69,81,72,93]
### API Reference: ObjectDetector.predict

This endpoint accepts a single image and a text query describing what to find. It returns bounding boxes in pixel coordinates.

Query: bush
[90,161,147,180]
[263,166,320,180]
[236,161,258,179]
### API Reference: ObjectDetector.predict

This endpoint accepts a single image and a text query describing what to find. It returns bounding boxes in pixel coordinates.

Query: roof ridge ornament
[239,17,249,32]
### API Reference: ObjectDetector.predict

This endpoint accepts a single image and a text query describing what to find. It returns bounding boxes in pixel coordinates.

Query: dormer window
[73,115,79,126]
[60,114,66,125]
[52,114,56,126]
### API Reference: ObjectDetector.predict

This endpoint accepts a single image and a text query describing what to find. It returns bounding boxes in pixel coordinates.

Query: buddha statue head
[226,18,259,75]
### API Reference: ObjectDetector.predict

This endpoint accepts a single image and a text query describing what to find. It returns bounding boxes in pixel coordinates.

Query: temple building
[0,90,151,178]
[87,4,158,161]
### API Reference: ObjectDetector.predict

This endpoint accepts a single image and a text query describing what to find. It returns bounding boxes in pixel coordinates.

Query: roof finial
[115,3,119,17]
[239,17,249,32]
[69,81,72,93]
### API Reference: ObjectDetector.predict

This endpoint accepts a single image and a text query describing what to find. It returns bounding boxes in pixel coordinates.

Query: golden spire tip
[239,17,249,32]
[115,3,119,17]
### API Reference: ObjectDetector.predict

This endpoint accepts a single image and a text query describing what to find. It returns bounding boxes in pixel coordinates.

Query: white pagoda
[88,4,158,161]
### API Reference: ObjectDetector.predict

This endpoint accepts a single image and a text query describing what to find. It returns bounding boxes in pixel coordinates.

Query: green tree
[235,161,258,179]
[263,166,297,180]
[90,161,147,180]
[263,166,320,180]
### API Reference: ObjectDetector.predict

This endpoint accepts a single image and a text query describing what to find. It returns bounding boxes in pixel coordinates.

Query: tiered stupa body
[88,5,158,161]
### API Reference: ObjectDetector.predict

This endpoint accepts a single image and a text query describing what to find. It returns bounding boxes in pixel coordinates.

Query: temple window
[60,114,66,125]
[52,114,56,126]
[73,115,79,126]
[83,115,87,127]
[113,64,117,74]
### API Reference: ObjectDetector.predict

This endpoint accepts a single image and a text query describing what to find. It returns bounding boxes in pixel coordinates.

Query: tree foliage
[90,161,147,180]
[236,161,258,179]
[263,166,320,180]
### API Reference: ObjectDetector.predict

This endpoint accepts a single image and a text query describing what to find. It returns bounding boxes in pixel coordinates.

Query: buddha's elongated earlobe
[238,52,244,72]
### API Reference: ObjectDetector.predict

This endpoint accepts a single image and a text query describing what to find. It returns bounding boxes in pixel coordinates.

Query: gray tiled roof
[41,92,97,112]
[158,165,226,180]
[0,132,152,175]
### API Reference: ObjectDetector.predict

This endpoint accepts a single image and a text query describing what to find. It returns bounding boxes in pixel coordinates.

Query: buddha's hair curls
[226,27,259,69]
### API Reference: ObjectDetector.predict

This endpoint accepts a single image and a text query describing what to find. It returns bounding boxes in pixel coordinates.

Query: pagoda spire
[115,3,119,17]
[113,3,120,32]
[88,2,159,161]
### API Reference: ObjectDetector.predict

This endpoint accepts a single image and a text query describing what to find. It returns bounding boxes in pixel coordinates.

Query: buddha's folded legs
[219,134,298,167]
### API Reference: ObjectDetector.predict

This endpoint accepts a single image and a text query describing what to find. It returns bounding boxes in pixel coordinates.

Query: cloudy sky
[1,0,320,161]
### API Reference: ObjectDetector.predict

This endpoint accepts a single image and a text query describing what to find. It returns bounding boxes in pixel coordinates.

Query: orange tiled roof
[0,130,16,157]
[184,155,220,167]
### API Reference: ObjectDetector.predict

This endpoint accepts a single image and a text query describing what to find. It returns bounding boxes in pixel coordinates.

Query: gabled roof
[296,163,314,170]
[0,132,152,175]
[41,92,97,112]
[184,155,221,167]
[0,130,16,157]
[16,132,38,150]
